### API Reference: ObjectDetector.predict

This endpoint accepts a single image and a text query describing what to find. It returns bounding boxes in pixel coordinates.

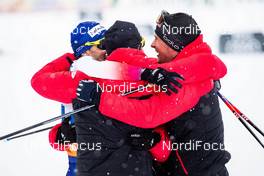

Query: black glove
[141,67,184,95]
[127,130,161,150]
[76,80,102,107]
[56,117,76,144]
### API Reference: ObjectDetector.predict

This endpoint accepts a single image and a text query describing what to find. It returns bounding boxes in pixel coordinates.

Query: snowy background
[0,0,264,175]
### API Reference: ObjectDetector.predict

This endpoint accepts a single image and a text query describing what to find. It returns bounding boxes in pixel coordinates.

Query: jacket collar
[175,35,212,59]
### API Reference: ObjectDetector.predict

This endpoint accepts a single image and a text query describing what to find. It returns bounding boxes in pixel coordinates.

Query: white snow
[0,1,264,176]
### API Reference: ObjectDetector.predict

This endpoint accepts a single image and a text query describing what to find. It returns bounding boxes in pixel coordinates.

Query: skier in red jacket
[76,12,230,176]
[33,21,108,176]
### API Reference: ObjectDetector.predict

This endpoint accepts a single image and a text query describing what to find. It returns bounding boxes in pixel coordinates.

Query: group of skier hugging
[31,10,231,176]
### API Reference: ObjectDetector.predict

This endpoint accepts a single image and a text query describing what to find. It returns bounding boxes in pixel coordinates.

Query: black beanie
[155,12,201,52]
[103,20,142,55]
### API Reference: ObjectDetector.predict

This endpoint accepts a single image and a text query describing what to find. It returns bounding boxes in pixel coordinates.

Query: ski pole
[0,104,95,141]
[124,86,264,148]
[5,126,53,142]
[217,92,264,149]
[218,92,264,137]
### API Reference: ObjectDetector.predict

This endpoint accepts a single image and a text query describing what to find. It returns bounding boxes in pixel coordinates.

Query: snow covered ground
[0,2,264,175]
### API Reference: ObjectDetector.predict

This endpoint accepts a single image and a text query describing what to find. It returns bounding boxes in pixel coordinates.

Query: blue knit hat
[71,21,106,57]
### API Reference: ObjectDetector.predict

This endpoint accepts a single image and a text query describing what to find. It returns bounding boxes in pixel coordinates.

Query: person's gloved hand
[127,130,161,150]
[76,80,102,106]
[141,67,184,95]
[56,117,76,144]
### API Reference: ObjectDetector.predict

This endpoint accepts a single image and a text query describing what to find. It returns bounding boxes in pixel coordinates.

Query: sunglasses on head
[156,10,170,26]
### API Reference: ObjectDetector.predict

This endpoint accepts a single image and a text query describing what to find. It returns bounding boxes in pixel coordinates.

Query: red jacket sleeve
[107,48,158,68]
[100,47,227,128]
[31,53,89,103]
[99,79,214,128]
[159,54,227,83]
[108,48,227,83]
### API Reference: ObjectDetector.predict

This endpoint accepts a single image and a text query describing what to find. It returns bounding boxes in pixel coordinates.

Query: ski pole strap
[0,104,95,141]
